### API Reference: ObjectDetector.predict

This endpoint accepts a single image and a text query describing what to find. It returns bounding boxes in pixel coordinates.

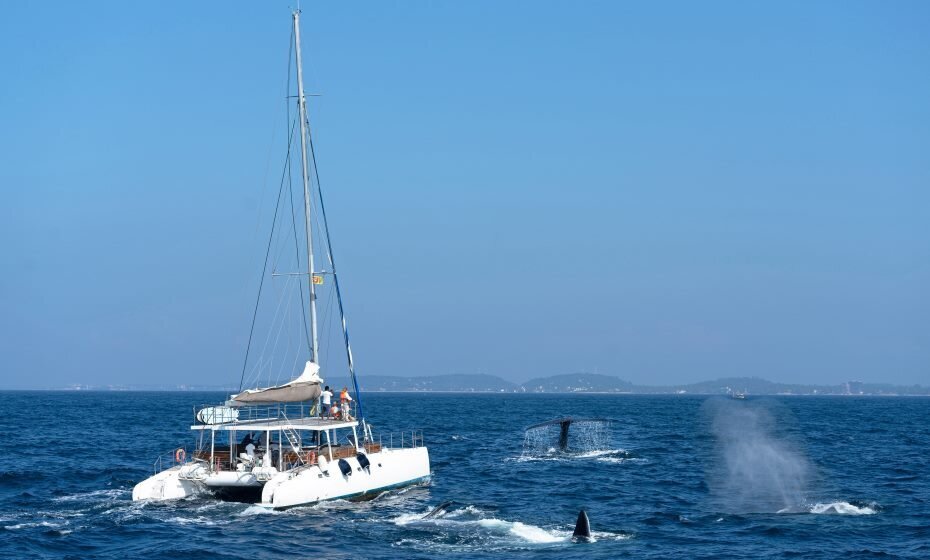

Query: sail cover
[231,361,323,404]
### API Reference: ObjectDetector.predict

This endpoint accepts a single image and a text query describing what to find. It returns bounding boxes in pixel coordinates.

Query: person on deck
[340,387,353,420]
[320,386,333,417]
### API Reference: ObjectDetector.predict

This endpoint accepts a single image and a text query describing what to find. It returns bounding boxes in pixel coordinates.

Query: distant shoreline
[6,373,928,396]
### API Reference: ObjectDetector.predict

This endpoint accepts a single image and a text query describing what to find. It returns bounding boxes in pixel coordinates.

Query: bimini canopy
[231,361,323,404]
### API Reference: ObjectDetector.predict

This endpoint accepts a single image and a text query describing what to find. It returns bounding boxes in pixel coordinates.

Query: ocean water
[0,391,928,559]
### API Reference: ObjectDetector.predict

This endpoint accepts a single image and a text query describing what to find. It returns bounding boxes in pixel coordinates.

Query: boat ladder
[280,411,306,466]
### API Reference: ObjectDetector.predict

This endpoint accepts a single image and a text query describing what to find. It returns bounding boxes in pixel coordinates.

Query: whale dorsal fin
[573,509,592,540]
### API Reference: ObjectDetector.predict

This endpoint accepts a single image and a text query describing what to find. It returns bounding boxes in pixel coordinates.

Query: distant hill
[634,376,837,395]
[521,373,634,393]
[328,374,517,393]
[325,373,928,396]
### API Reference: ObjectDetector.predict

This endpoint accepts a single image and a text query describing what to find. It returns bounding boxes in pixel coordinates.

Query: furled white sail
[231,361,323,404]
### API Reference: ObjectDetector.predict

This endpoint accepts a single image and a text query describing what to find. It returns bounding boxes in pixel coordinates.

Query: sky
[1,1,928,389]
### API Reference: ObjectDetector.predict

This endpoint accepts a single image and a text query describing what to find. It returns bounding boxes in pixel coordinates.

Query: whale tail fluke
[572,509,592,541]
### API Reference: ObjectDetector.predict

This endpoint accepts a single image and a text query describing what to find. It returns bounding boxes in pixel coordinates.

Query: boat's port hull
[261,446,430,509]
[132,466,204,501]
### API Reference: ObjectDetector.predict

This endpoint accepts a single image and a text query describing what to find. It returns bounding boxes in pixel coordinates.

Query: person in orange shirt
[340,387,354,420]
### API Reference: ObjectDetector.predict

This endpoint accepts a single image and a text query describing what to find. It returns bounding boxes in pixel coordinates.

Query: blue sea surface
[0,392,927,559]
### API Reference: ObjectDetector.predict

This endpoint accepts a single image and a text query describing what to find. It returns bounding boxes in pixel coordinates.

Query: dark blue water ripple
[0,392,927,558]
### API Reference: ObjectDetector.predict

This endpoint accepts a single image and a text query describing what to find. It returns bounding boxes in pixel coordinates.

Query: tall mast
[292,10,320,364]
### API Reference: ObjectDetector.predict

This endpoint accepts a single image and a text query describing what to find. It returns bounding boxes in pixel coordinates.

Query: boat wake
[52,489,127,503]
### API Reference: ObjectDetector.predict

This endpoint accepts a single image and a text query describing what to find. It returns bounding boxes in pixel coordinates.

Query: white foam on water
[809,502,878,515]
[476,518,568,543]
[446,505,488,518]
[102,500,148,523]
[53,489,127,503]
[591,530,631,541]
[394,509,568,543]
[508,448,636,464]
[193,501,227,514]
[166,515,216,526]
[239,505,281,516]
[394,504,633,546]
[293,498,359,514]
[392,512,424,525]
[392,504,632,552]
[596,456,647,464]
[3,520,65,530]
[576,448,627,459]
[473,519,629,544]
[505,455,564,463]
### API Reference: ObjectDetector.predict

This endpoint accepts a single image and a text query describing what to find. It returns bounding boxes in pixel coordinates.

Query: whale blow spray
[705,399,812,513]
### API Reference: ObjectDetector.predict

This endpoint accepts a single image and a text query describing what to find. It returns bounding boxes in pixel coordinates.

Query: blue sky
[1,1,928,389]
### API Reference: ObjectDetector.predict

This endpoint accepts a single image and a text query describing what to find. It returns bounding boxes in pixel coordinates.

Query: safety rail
[152,445,191,475]
[193,402,357,425]
[374,429,425,450]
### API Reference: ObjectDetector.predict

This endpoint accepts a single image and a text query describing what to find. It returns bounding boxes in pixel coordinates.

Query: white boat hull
[132,465,205,501]
[261,447,430,509]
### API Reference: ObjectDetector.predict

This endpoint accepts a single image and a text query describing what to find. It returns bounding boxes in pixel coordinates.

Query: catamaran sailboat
[132,10,430,508]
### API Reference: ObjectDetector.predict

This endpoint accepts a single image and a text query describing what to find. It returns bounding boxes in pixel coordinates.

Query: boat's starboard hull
[261,446,430,509]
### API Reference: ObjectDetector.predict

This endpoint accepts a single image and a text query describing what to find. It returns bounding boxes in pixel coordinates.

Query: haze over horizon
[2,2,928,390]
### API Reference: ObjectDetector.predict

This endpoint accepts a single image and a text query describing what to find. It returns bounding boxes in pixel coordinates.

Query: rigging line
[236,29,291,325]
[245,274,294,389]
[270,32,299,274]
[320,287,337,377]
[237,118,300,393]
[287,121,313,356]
[270,123,299,270]
[274,285,299,386]
[316,282,335,373]
[305,118,366,423]
[290,295,304,380]
[237,31,299,394]
[266,276,299,387]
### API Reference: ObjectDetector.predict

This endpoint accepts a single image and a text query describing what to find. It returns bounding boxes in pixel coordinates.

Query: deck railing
[152,427,423,475]
[194,402,358,425]
[376,429,425,450]
[152,445,192,474]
